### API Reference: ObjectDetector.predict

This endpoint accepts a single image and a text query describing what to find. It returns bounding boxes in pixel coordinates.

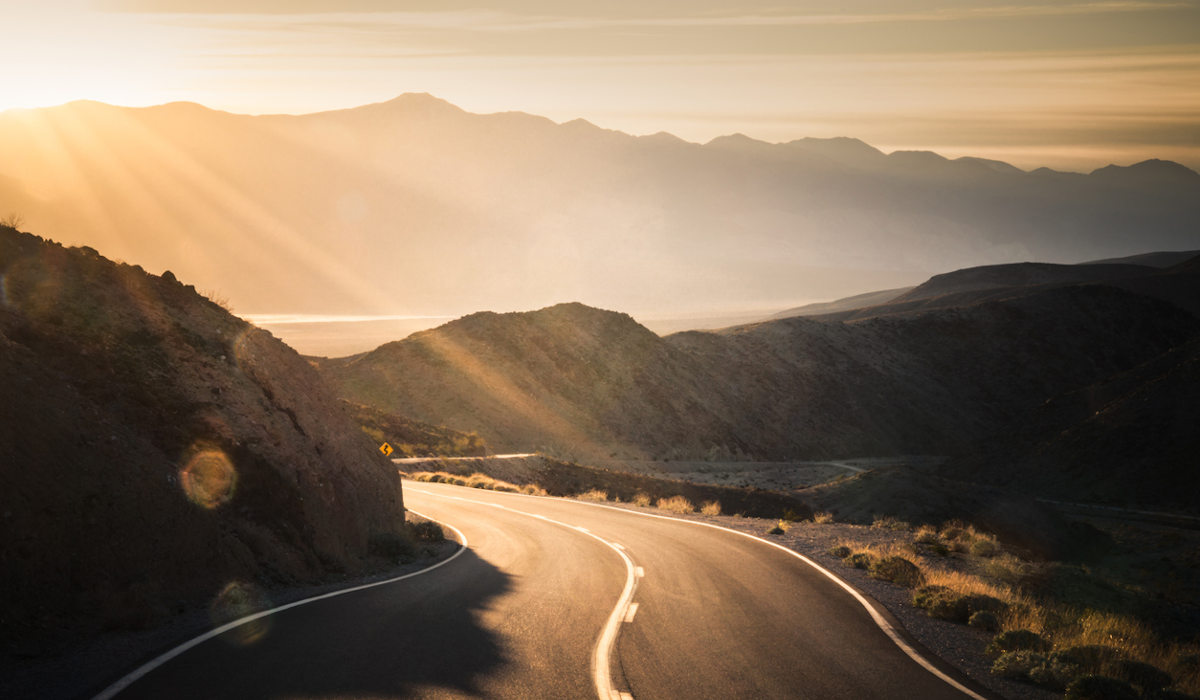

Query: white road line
[408,481,987,700]
[410,488,638,700]
[623,602,639,623]
[92,510,467,700]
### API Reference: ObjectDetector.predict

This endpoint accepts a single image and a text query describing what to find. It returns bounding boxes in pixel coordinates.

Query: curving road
[98,480,993,699]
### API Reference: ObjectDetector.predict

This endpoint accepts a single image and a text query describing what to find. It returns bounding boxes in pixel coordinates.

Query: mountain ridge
[1,94,1197,317]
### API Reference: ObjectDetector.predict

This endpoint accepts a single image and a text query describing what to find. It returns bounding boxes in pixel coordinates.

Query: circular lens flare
[180,447,237,509]
[210,581,272,646]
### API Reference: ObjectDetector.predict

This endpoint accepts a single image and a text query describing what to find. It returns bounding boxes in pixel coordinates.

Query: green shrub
[987,629,1051,657]
[992,650,1046,681]
[1051,645,1120,672]
[829,545,852,558]
[1065,675,1139,700]
[969,611,1001,632]
[913,585,969,622]
[845,552,876,570]
[1029,659,1081,692]
[1112,660,1172,692]
[869,556,925,588]
[961,593,1007,615]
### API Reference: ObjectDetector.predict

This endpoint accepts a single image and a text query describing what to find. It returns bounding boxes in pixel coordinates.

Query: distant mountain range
[1,94,1197,316]
[320,252,1200,513]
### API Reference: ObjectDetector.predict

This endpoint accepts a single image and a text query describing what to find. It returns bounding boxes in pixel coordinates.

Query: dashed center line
[411,488,639,700]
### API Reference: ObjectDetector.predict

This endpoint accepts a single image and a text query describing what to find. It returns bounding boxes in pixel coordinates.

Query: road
[99,481,990,699]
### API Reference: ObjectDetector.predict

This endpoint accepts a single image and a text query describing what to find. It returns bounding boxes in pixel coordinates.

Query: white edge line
[92,509,467,700]
[405,480,986,700]
[410,488,637,700]
[623,602,639,623]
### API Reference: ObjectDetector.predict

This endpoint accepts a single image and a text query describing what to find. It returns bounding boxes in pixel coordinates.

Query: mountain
[1,95,1198,317]
[0,224,404,656]
[321,258,1200,512]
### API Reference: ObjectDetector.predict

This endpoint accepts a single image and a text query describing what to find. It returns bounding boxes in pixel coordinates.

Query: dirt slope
[0,226,404,656]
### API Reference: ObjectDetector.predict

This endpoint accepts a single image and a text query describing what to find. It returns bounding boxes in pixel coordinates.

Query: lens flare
[179,447,237,509]
[209,581,272,646]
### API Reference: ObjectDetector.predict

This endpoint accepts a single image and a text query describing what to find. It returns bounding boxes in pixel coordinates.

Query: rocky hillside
[322,260,1200,511]
[0,226,404,656]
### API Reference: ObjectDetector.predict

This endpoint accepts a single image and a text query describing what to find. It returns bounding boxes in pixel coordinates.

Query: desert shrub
[1065,675,1139,700]
[813,511,834,524]
[914,585,969,622]
[767,520,790,535]
[656,495,695,514]
[961,593,1007,615]
[870,556,925,588]
[409,521,444,543]
[521,484,548,496]
[1029,659,1083,692]
[872,516,911,531]
[970,538,1000,558]
[700,500,722,515]
[992,650,1047,681]
[829,545,852,558]
[969,611,1001,632]
[578,489,609,502]
[630,492,652,507]
[780,508,803,521]
[845,552,876,570]
[1052,645,1120,672]
[914,525,941,545]
[987,630,1051,656]
[368,531,416,561]
[1112,660,1172,692]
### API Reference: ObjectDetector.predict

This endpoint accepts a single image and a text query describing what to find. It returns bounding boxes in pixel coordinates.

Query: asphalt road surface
[99,481,992,699]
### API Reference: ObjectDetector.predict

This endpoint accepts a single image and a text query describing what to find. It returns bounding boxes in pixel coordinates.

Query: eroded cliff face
[0,226,403,654]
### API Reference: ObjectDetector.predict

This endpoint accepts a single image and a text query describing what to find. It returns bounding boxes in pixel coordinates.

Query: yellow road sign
[379,442,394,457]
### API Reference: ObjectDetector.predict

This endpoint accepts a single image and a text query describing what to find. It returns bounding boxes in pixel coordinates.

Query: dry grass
[835,527,1200,695]
[630,492,653,507]
[578,489,610,502]
[656,495,695,514]
[700,500,722,515]
[409,470,536,494]
[813,511,835,524]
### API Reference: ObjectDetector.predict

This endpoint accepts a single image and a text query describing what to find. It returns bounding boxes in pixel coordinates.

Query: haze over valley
[2,95,1197,354]
[5,2,1200,698]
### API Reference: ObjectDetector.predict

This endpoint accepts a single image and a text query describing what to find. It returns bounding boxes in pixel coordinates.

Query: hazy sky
[2,0,1198,171]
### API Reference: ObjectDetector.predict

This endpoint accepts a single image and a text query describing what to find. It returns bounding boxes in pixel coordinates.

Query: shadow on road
[114,547,513,699]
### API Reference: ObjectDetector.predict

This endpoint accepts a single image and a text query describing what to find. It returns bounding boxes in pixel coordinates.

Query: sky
[1,1,1198,171]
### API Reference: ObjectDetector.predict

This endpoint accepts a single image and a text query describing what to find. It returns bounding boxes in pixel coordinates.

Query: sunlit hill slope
[321,257,1200,512]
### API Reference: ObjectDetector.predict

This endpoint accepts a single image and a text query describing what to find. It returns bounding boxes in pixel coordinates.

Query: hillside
[321,262,1200,510]
[0,226,404,657]
[1,95,1198,317]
